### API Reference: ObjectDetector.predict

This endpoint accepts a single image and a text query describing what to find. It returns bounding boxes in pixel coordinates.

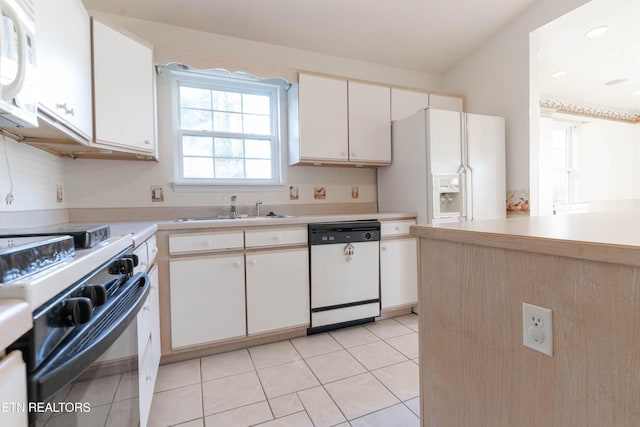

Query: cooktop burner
[0,224,111,249]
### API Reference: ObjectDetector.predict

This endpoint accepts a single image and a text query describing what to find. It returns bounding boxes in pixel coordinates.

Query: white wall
[0,137,67,218]
[442,0,589,194]
[577,118,640,202]
[64,13,443,210]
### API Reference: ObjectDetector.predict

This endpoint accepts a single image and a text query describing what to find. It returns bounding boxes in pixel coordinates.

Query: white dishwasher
[308,221,381,334]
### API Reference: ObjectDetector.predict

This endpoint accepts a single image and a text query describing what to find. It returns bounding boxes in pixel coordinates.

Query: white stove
[0,234,133,311]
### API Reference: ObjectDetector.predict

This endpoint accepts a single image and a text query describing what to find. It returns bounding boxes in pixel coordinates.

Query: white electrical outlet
[522,303,553,356]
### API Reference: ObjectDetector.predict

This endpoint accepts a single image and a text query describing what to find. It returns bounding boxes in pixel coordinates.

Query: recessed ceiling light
[551,71,567,78]
[605,78,628,86]
[585,26,608,37]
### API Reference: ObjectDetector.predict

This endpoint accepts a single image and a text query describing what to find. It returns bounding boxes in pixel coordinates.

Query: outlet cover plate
[522,302,553,357]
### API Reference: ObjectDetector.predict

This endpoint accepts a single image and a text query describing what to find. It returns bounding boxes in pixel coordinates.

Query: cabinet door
[246,249,309,334]
[92,19,156,154]
[391,88,429,122]
[297,74,348,162]
[139,264,160,427]
[169,255,245,348]
[36,0,92,141]
[380,239,418,309]
[0,351,28,427]
[348,82,391,164]
[429,93,464,112]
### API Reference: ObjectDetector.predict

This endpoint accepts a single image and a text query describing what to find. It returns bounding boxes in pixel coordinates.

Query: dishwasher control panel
[308,221,381,245]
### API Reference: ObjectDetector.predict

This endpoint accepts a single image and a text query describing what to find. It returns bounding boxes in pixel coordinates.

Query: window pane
[181,108,212,131]
[183,157,213,178]
[245,159,272,179]
[215,158,244,178]
[552,170,570,204]
[552,150,567,168]
[245,139,271,159]
[243,114,271,135]
[212,90,241,112]
[182,136,213,156]
[243,94,270,115]
[214,138,244,158]
[180,86,211,109]
[213,112,242,133]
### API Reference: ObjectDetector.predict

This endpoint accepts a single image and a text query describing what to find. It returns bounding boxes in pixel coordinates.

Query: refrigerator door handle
[466,164,474,221]
[459,166,468,221]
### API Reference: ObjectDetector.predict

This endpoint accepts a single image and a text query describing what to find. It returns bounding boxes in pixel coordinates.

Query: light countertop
[411,211,640,267]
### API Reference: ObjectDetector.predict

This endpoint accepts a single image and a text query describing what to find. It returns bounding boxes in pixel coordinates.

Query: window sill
[172,181,285,192]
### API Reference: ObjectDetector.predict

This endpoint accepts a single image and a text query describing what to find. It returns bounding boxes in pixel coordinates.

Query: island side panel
[417,237,640,427]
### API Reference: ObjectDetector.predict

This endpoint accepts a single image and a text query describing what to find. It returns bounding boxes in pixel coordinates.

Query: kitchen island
[411,211,640,427]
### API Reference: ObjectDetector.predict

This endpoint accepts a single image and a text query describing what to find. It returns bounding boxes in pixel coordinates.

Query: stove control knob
[63,297,93,326]
[363,232,372,240]
[109,255,138,275]
[82,284,107,307]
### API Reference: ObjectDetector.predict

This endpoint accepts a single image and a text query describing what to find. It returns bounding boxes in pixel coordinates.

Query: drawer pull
[233,261,242,268]
[395,226,400,231]
[247,259,257,266]
[273,235,283,242]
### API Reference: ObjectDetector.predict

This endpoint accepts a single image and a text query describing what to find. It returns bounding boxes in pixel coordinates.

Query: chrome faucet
[255,200,263,217]
[229,194,237,217]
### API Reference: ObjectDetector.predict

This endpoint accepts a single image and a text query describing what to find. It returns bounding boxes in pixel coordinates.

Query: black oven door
[30,272,149,426]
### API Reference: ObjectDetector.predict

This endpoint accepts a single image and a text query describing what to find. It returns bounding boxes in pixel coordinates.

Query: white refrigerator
[377,108,506,225]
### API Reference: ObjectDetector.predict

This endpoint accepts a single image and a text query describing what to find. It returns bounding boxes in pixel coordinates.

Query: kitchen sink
[175,215,296,222]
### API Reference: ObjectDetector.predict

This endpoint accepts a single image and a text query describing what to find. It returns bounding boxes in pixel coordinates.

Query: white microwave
[0,0,36,128]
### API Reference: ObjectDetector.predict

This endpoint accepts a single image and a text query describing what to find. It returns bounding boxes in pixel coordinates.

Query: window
[167,66,287,185]
[551,125,577,205]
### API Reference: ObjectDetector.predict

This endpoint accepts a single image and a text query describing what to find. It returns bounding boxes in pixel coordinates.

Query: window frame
[551,124,578,205]
[167,66,286,188]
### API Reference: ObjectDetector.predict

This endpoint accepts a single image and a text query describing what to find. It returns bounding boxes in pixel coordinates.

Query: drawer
[380,220,416,237]
[169,231,244,254]
[147,235,158,265]
[133,241,148,274]
[245,227,307,248]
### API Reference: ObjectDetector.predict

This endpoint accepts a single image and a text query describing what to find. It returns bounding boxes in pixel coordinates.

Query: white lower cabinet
[380,238,418,309]
[169,254,246,348]
[138,264,160,427]
[246,248,309,335]
[0,351,27,427]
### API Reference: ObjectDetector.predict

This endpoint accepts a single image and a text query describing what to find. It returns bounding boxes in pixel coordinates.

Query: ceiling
[81,0,535,74]
[538,0,640,115]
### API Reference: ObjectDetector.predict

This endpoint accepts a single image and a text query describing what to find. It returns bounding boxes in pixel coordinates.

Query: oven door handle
[29,272,150,402]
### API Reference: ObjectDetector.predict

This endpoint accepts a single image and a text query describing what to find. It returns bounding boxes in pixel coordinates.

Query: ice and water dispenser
[433,174,462,220]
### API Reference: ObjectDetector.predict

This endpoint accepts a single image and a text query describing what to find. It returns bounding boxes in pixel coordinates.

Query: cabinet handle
[233,261,242,268]
[381,246,387,251]
[144,139,151,145]
[395,226,400,231]
[351,152,356,157]
[55,103,75,116]
[340,152,346,157]
[145,374,153,382]
[203,240,213,248]
[272,235,283,242]
[247,259,257,266]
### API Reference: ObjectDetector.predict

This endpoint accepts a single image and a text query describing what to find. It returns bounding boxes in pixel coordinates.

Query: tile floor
[148,314,420,427]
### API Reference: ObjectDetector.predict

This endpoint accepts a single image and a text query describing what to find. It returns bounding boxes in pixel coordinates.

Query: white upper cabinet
[429,93,464,112]
[290,73,391,166]
[36,0,93,142]
[292,73,349,163]
[91,18,156,156]
[348,81,391,164]
[391,88,429,122]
